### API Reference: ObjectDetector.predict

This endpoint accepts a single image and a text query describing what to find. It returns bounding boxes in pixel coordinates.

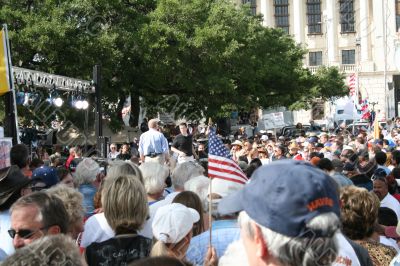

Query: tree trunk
[116,92,125,121]
[130,92,140,127]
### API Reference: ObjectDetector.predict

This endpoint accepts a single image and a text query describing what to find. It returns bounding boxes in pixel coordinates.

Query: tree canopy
[0,0,347,129]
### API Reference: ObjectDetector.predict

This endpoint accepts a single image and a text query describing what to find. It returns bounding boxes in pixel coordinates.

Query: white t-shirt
[80,212,114,248]
[333,232,361,266]
[381,193,400,221]
[0,210,14,256]
[80,192,180,248]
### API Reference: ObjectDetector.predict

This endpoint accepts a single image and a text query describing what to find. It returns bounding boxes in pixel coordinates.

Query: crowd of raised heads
[4,118,400,265]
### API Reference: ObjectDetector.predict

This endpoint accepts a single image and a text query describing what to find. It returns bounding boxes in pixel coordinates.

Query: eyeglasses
[8,227,47,239]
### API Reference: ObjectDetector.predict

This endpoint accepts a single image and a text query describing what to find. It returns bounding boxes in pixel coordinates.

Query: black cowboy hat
[0,165,32,206]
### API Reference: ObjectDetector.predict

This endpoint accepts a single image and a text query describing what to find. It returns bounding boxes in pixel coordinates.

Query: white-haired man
[138,119,170,164]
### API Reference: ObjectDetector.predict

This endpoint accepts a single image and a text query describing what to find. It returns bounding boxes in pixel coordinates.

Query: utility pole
[93,65,104,157]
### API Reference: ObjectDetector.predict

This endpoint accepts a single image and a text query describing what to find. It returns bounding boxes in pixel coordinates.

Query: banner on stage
[0,138,12,169]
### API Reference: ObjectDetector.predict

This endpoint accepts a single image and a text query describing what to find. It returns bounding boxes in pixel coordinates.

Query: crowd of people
[2,117,400,265]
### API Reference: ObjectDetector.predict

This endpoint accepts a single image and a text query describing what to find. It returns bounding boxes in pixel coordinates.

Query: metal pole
[353,38,361,135]
[84,107,89,154]
[382,0,388,119]
[3,24,20,144]
[93,65,103,156]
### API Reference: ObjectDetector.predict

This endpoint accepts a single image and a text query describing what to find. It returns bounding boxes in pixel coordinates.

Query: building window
[242,0,257,15]
[340,0,355,33]
[307,0,322,34]
[309,51,323,66]
[274,0,289,34]
[396,1,400,31]
[342,49,355,64]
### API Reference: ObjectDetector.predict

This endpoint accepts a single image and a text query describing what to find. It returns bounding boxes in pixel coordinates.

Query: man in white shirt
[138,119,170,164]
[373,169,400,220]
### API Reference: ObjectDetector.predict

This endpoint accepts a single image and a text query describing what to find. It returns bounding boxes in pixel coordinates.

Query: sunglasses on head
[371,174,387,182]
[8,227,47,239]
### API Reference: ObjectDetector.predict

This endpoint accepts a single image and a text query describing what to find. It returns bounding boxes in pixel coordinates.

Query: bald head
[148,119,159,129]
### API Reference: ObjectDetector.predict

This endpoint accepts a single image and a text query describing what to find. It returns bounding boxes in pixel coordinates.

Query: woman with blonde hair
[85,175,151,265]
[80,161,144,250]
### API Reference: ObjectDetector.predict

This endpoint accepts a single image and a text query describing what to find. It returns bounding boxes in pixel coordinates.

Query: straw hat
[231,140,243,147]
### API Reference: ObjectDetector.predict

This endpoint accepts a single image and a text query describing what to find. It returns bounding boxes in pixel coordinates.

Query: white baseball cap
[260,135,269,141]
[152,203,200,244]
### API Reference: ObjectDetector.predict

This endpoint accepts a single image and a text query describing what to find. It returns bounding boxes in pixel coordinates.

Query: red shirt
[65,155,74,169]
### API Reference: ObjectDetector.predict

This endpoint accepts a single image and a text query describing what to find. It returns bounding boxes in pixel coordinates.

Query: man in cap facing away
[218,160,369,266]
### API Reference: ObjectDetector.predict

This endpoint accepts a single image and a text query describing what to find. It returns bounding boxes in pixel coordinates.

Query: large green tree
[0,0,347,130]
[138,0,347,119]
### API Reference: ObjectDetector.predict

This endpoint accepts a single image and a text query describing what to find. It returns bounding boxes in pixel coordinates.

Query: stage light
[81,100,89,110]
[75,99,83,109]
[53,97,63,107]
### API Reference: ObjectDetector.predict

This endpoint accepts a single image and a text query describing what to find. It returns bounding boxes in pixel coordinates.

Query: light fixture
[71,89,89,110]
[53,97,63,107]
[75,99,83,109]
[81,99,89,110]
[50,86,63,107]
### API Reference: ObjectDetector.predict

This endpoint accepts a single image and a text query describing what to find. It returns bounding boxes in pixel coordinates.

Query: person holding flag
[186,126,247,265]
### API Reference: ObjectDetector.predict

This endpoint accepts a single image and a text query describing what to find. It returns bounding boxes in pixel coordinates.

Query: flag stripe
[208,163,247,179]
[207,128,248,184]
[208,165,248,182]
[208,155,245,174]
[208,173,247,185]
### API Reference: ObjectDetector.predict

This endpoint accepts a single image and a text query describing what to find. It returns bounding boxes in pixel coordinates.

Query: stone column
[326,0,338,65]
[293,0,304,43]
[260,0,274,28]
[359,0,370,62]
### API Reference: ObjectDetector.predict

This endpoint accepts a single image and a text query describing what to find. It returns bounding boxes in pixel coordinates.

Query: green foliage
[0,0,347,129]
[288,66,347,110]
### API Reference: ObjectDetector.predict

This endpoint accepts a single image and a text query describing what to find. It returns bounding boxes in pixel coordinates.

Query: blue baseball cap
[218,160,340,238]
[308,136,318,143]
[32,166,59,188]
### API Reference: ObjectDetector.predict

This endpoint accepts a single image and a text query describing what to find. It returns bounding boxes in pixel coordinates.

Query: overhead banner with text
[0,27,11,96]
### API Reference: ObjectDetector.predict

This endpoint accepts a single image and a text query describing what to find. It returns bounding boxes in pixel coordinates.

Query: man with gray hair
[218,160,347,266]
[75,158,100,217]
[2,235,83,266]
[171,161,205,192]
[138,118,170,164]
[9,191,69,249]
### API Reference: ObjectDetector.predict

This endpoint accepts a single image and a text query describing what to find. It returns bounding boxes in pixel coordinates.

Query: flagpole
[3,24,20,144]
[207,117,213,248]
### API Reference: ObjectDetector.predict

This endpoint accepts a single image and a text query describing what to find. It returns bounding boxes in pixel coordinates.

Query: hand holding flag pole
[208,117,213,248]
[207,118,248,249]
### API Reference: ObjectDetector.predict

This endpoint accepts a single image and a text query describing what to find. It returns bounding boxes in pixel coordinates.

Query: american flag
[208,128,248,185]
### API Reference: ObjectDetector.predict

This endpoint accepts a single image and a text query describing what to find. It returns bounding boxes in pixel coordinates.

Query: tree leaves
[0,0,347,129]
